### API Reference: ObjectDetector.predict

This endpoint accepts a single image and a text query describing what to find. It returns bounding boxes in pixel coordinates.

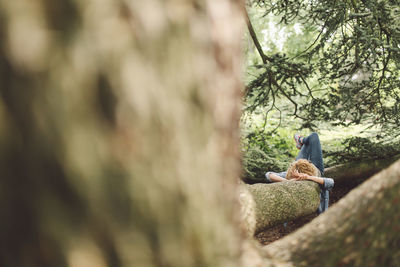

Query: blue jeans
[296,132,324,176]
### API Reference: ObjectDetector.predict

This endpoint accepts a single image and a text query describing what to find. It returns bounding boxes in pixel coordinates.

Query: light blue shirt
[265,171,334,214]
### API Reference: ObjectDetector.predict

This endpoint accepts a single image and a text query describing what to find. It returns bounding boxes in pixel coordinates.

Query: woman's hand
[291,169,325,185]
[292,169,309,181]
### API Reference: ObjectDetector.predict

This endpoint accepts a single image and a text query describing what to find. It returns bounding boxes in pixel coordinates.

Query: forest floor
[255,182,359,245]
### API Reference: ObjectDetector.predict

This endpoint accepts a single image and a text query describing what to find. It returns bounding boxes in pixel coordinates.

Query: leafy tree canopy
[245,0,400,134]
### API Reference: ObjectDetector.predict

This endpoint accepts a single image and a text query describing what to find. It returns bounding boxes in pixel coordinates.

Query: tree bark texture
[0,0,246,266]
[264,159,400,266]
[243,181,321,235]
[324,155,400,185]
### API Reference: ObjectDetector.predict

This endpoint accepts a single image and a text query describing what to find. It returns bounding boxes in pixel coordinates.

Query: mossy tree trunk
[324,155,400,185]
[242,181,321,235]
[0,0,245,266]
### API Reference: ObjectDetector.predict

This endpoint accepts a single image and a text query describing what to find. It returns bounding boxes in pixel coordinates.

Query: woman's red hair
[286,159,320,179]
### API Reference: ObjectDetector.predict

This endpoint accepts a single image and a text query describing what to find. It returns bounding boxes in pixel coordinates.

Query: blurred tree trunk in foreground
[1,1,400,267]
[0,0,245,266]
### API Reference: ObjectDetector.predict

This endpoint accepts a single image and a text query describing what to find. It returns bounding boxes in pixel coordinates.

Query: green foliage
[242,1,400,178]
[324,136,400,166]
[246,53,314,114]
[245,0,400,134]
[241,116,298,179]
[242,146,284,180]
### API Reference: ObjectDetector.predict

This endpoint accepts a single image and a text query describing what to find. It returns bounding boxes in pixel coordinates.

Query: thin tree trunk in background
[243,6,269,64]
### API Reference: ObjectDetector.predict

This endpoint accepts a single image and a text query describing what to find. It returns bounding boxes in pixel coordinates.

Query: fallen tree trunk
[324,155,400,185]
[242,156,400,234]
[243,155,400,185]
[264,159,400,266]
[242,181,321,235]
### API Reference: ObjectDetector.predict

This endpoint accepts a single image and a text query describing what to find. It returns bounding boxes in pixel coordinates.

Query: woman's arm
[292,169,324,185]
[265,172,287,183]
[303,175,325,185]
[269,173,288,182]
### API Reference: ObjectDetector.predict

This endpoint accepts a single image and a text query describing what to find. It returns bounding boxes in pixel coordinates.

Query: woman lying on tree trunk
[265,132,334,214]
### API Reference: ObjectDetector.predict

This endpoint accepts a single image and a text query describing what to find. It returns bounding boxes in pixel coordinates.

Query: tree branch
[243,6,271,64]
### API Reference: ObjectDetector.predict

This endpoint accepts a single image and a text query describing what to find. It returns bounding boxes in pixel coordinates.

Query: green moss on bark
[247,181,320,234]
